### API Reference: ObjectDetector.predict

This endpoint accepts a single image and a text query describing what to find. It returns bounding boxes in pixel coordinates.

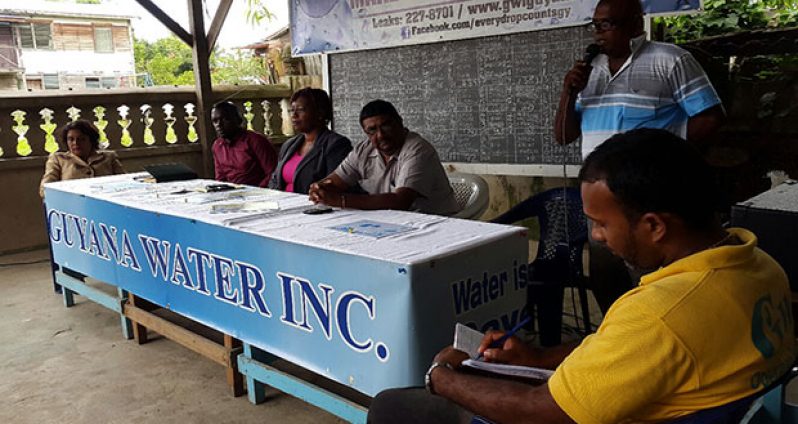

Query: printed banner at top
[290,0,701,55]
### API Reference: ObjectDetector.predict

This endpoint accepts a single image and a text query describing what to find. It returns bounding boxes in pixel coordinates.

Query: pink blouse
[282,151,304,193]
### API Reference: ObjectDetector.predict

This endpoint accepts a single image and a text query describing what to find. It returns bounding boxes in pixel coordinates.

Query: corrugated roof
[238,26,289,50]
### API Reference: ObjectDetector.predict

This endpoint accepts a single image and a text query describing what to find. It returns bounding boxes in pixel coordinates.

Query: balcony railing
[0,84,294,159]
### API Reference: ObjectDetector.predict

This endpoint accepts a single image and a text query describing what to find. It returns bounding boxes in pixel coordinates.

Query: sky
[129,0,289,49]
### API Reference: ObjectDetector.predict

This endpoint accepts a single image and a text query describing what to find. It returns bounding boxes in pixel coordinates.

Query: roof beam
[207,0,232,54]
[187,0,215,178]
[135,0,193,46]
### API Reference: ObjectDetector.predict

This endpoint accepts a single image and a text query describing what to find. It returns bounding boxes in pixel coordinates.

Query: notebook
[453,323,554,381]
[143,163,199,182]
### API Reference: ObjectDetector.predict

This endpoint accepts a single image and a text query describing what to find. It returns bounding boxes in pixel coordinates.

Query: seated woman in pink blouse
[269,88,352,194]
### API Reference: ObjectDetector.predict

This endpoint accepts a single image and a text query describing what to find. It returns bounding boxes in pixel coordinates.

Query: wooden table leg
[129,294,149,344]
[224,334,244,397]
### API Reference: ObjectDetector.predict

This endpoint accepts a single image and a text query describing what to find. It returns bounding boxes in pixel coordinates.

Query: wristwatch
[425,361,454,394]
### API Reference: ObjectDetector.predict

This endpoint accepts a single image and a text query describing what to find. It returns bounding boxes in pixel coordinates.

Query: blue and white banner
[291,0,701,55]
[45,185,528,396]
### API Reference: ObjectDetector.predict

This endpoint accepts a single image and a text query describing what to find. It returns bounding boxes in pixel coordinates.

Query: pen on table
[476,315,532,360]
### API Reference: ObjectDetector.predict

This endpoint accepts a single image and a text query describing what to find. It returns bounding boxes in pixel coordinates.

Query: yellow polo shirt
[549,228,794,423]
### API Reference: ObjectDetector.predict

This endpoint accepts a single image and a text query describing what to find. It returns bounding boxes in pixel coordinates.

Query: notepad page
[453,323,484,359]
[461,359,554,381]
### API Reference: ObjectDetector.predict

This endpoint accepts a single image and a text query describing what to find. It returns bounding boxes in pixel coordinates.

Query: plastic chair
[668,364,798,424]
[449,173,489,220]
[667,392,760,424]
[491,187,592,346]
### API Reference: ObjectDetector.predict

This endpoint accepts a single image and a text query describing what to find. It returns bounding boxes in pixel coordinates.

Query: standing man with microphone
[554,0,725,312]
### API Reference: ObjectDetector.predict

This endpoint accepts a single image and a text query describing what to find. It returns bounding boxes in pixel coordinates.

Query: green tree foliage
[135,36,268,87]
[131,0,277,87]
[212,50,268,85]
[656,0,798,44]
[245,0,275,25]
[134,36,195,86]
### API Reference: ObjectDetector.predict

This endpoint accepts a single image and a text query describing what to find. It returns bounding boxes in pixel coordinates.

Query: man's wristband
[425,361,453,395]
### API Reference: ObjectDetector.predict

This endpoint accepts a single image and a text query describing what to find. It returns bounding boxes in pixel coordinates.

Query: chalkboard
[329,26,592,167]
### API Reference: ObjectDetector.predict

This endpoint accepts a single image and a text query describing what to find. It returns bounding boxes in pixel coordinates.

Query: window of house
[0,24,19,69]
[94,27,113,53]
[0,23,13,47]
[33,23,52,49]
[112,26,131,51]
[85,77,100,89]
[16,23,52,49]
[26,77,42,90]
[16,24,33,49]
[43,74,59,90]
[100,76,118,88]
[56,24,94,51]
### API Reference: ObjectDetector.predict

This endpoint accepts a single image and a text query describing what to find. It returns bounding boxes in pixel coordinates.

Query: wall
[22,50,134,76]
[0,74,18,90]
[3,144,203,255]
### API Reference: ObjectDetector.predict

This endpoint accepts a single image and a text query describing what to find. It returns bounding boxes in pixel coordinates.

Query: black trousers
[367,387,476,424]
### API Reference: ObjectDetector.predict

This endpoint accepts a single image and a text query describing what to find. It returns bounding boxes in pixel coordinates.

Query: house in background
[240,26,323,84]
[0,1,136,91]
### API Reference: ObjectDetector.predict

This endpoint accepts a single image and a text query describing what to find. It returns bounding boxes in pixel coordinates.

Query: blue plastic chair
[491,187,592,345]
[668,363,797,424]
[668,393,759,424]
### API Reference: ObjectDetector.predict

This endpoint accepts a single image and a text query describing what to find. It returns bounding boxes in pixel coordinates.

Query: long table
[45,174,528,421]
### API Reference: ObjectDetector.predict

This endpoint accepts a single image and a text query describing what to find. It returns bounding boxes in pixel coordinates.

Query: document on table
[453,323,554,381]
[329,220,415,238]
[89,180,150,193]
[210,200,280,214]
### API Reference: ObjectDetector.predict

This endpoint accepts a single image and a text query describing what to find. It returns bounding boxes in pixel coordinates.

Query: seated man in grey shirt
[308,99,460,216]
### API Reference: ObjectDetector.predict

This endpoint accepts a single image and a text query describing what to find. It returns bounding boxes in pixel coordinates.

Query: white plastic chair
[448,173,489,220]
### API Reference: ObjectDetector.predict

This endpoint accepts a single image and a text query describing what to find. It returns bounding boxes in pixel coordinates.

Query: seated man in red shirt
[211,101,277,187]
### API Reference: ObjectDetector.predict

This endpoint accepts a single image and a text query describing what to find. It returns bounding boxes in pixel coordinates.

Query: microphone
[569,44,601,95]
[583,43,601,66]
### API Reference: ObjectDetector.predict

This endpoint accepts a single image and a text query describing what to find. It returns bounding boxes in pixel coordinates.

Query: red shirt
[212,130,277,188]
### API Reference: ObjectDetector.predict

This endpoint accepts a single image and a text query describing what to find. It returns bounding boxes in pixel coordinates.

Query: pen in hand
[476,315,532,360]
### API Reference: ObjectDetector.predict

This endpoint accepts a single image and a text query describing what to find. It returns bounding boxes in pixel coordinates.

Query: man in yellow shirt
[368,128,794,423]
